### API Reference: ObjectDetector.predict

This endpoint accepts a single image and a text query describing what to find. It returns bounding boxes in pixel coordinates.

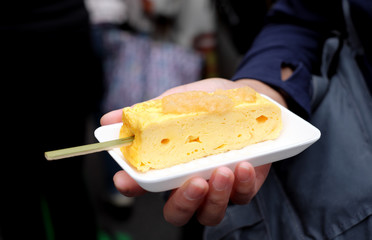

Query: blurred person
[84,2,215,239]
[101,0,372,239]
[1,1,102,239]
[85,0,210,215]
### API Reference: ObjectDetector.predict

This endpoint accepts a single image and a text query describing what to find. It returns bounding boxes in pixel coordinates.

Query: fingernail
[213,170,230,191]
[238,162,252,183]
[184,180,205,201]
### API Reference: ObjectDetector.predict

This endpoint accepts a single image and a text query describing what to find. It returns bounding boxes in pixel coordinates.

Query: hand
[112,162,270,226]
[100,78,287,226]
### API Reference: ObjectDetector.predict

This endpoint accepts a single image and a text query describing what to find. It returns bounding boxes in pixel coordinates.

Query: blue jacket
[233,0,372,117]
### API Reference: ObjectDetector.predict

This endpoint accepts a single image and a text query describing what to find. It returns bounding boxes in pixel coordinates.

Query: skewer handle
[45,136,134,160]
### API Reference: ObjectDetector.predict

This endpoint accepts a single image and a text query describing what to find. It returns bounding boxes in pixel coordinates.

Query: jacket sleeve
[232,0,343,116]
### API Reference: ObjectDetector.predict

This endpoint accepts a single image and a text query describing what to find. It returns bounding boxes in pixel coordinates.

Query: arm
[234,0,343,116]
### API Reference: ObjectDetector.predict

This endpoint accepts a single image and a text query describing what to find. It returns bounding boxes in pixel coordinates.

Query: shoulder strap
[311,0,363,110]
[342,0,364,54]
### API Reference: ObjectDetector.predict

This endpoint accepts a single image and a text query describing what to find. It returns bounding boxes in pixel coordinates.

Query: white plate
[94,100,320,192]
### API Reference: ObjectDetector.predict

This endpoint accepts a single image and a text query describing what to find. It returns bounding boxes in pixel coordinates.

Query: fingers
[230,162,256,204]
[163,168,235,226]
[230,162,271,205]
[113,162,271,227]
[253,163,272,190]
[100,109,122,125]
[163,177,209,226]
[197,167,235,226]
[163,164,266,227]
[113,170,147,197]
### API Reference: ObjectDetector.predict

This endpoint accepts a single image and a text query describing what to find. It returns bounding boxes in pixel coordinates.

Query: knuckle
[173,201,195,215]
[164,203,194,227]
[207,196,228,208]
[232,181,256,204]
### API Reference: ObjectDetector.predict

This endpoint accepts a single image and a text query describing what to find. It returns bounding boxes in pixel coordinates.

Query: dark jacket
[205,0,372,239]
[232,0,372,117]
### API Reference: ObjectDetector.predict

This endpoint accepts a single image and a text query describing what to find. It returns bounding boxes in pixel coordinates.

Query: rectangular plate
[95,99,320,192]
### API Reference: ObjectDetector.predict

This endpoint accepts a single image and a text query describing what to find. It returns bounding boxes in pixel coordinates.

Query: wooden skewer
[45,136,134,160]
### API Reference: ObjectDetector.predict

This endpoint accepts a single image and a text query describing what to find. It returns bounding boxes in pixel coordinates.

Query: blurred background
[1,0,273,239]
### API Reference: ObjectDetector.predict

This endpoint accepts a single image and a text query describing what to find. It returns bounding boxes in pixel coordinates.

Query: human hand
[100,78,287,226]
